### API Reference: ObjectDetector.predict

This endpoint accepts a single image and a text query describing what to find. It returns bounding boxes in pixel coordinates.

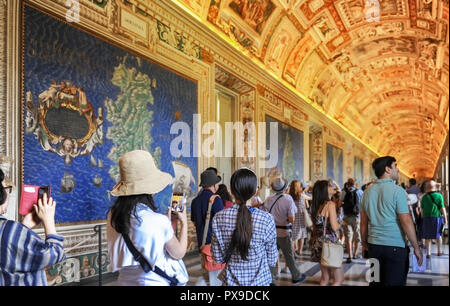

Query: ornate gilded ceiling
[173,0,449,178]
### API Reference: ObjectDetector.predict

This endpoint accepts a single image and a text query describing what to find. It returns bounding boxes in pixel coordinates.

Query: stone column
[2,0,21,221]
[311,130,323,183]
[0,0,6,154]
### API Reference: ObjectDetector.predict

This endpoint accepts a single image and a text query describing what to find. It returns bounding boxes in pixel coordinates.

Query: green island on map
[105,57,161,182]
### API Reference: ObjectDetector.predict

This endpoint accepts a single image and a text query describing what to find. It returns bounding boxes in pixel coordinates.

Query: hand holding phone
[19,185,51,216]
[171,193,187,223]
[34,192,57,236]
[171,193,185,212]
[38,186,50,200]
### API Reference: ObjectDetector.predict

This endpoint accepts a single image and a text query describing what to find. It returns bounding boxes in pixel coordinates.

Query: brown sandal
[437,252,444,256]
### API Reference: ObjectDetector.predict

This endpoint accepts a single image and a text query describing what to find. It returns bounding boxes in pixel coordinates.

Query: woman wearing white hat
[106,150,188,286]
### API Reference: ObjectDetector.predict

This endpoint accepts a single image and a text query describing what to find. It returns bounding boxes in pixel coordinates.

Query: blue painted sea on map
[24,7,198,223]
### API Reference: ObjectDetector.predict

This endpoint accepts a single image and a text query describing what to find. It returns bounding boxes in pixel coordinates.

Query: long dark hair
[216,184,233,203]
[420,180,428,194]
[311,180,331,218]
[227,168,257,261]
[109,194,156,235]
[0,169,6,205]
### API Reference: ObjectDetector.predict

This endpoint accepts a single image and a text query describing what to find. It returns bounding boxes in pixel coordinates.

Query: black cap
[199,169,221,187]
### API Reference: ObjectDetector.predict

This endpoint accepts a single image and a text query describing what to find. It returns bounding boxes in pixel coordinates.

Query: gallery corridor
[0,0,448,291]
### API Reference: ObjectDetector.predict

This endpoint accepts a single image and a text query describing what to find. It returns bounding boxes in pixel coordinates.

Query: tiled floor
[100,241,448,286]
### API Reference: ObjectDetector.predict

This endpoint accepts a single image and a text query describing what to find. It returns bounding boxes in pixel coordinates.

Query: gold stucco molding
[0,0,6,155]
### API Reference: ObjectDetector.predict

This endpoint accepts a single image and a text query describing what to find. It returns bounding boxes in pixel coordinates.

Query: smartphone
[171,193,184,212]
[38,186,51,200]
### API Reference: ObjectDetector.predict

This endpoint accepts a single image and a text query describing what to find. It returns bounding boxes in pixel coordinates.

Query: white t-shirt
[106,203,175,286]
[407,193,418,206]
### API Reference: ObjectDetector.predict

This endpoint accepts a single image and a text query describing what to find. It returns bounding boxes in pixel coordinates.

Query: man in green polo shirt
[360,156,423,286]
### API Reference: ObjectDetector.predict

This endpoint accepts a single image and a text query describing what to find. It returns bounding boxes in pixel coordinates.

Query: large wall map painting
[23,7,198,223]
[326,143,343,188]
[354,156,364,187]
[265,116,303,184]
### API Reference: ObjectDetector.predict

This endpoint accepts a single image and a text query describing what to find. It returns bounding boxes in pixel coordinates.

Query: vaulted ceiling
[172,0,449,178]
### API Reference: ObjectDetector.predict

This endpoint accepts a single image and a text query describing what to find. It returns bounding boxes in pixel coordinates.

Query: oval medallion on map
[44,107,90,139]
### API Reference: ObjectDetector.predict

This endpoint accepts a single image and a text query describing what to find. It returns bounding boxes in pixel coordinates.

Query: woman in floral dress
[310,180,344,286]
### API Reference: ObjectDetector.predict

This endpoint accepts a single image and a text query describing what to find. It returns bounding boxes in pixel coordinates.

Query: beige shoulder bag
[302,195,313,228]
[320,202,344,268]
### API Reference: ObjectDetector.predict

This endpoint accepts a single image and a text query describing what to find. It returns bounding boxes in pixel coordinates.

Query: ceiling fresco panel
[335,0,407,30]
[409,0,441,36]
[264,16,302,74]
[296,50,326,96]
[283,32,318,84]
[228,0,276,34]
[171,0,449,177]
[352,21,406,42]
[352,36,417,61]
[207,0,222,24]
[298,0,329,22]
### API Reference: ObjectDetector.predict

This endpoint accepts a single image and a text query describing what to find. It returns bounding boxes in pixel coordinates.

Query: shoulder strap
[427,192,441,208]
[269,194,284,214]
[321,202,330,237]
[201,195,219,247]
[122,233,179,286]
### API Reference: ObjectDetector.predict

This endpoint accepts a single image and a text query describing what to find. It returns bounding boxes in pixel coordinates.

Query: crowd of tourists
[0,151,447,286]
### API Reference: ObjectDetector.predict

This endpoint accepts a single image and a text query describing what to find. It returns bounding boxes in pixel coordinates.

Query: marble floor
[100,241,448,286]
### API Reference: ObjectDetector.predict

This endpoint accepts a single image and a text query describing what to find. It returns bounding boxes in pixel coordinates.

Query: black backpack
[343,190,359,216]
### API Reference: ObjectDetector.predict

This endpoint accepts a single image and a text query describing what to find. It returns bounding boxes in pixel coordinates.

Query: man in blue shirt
[191,169,224,285]
[360,156,423,286]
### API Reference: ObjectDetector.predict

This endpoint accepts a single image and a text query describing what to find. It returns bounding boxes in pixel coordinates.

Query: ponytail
[226,168,257,261]
[228,198,253,260]
[0,169,6,205]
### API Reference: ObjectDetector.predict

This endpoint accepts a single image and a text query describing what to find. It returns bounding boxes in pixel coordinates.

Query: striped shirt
[211,204,278,286]
[0,217,66,286]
